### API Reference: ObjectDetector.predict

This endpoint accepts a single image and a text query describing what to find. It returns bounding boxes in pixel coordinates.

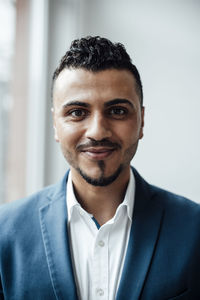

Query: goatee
[77,163,123,186]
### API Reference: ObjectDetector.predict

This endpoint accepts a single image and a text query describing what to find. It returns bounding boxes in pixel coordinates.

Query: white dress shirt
[67,169,135,300]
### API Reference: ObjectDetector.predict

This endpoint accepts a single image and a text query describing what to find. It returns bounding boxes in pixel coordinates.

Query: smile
[81,147,116,160]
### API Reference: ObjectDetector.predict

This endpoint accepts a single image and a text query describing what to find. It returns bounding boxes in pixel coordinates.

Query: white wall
[41,0,200,202]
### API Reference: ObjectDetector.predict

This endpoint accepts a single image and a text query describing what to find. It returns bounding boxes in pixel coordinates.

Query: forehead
[53,68,139,106]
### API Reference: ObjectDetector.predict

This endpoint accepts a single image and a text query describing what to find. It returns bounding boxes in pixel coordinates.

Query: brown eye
[66,108,88,121]
[70,109,87,117]
[108,107,128,117]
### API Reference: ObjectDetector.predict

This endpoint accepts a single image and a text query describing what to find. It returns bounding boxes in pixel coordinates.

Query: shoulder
[150,183,200,215]
[0,171,69,229]
[0,187,49,238]
[133,167,200,221]
[0,184,53,217]
[147,183,200,237]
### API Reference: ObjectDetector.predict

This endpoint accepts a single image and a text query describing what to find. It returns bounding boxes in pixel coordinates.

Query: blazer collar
[116,167,164,300]
[39,171,78,300]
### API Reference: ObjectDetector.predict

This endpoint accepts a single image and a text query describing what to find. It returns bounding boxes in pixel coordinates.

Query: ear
[51,107,59,143]
[139,106,145,139]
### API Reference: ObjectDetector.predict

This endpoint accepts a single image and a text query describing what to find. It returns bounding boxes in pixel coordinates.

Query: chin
[76,164,123,187]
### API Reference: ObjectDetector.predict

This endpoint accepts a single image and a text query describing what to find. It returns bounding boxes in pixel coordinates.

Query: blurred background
[0,0,199,204]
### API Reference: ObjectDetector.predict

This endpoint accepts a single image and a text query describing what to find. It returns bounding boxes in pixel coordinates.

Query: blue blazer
[0,168,200,300]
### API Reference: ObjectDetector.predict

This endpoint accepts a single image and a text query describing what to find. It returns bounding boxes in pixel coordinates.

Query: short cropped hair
[52,36,143,105]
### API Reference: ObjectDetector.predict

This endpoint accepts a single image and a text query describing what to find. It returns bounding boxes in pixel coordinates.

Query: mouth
[81,147,116,160]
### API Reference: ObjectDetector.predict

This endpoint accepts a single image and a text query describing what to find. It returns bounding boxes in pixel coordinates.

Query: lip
[81,147,116,160]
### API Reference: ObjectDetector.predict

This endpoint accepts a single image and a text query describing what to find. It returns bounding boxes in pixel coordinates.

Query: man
[0,36,200,300]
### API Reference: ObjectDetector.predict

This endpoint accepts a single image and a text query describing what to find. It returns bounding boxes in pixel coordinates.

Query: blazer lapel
[116,168,164,300]
[39,172,78,300]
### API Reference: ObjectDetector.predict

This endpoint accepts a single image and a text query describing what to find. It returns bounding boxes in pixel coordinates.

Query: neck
[70,166,131,226]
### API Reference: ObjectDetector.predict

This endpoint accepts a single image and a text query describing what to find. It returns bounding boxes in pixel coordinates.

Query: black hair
[52,36,143,105]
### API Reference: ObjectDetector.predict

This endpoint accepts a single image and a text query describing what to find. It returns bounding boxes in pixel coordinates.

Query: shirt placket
[92,225,110,300]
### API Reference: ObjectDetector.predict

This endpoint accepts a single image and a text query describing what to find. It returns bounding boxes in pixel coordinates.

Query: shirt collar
[114,168,135,221]
[66,168,135,222]
[66,171,81,221]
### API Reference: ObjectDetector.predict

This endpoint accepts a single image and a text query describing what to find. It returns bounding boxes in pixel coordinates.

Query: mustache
[76,139,121,151]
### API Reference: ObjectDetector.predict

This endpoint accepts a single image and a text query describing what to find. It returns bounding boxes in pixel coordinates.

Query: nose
[85,112,112,141]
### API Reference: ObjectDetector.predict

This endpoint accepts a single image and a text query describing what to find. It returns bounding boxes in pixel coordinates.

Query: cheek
[116,120,141,145]
[56,122,84,148]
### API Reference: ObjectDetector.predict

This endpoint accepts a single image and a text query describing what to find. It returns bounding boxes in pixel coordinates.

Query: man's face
[53,68,144,186]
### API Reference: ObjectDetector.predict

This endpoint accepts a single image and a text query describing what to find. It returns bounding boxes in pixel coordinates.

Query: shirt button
[98,240,105,247]
[96,288,104,296]
[79,210,84,216]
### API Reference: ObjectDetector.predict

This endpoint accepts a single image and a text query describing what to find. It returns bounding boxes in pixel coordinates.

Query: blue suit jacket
[0,168,200,300]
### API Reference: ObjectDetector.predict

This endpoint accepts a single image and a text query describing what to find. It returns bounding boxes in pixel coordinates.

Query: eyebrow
[62,101,90,109]
[104,99,134,108]
[61,98,134,109]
